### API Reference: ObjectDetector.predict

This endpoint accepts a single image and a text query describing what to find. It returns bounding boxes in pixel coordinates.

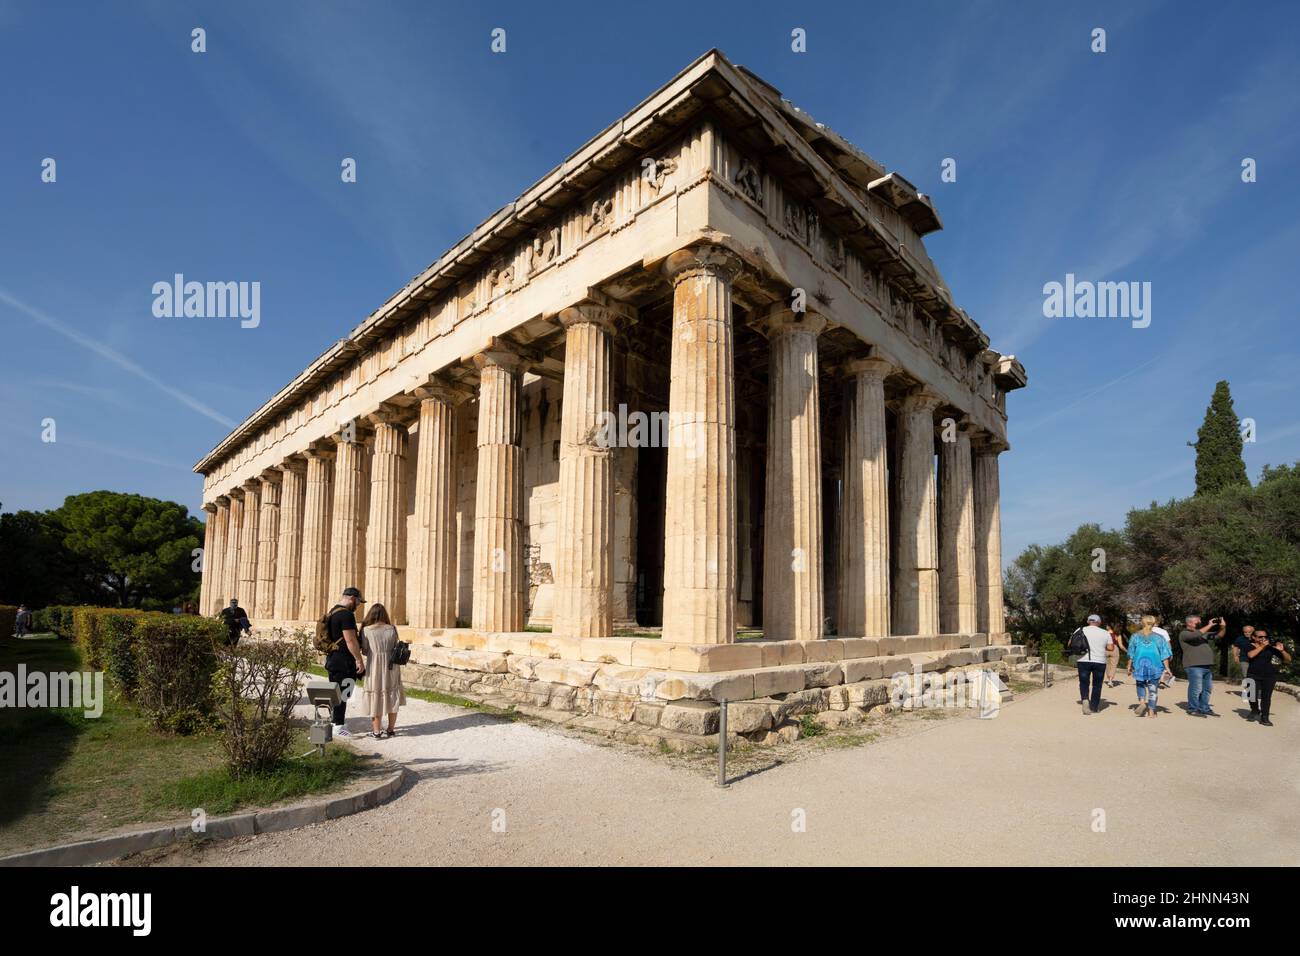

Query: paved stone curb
[1276,682,1300,700]
[0,758,409,868]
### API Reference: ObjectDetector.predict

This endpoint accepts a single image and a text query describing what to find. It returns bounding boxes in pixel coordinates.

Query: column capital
[972,432,1010,454]
[280,454,308,474]
[259,468,283,484]
[663,242,743,286]
[214,495,230,507]
[473,338,533,374]
[240,478,261,494]
[761,302,827,338]
[411,373,473,405]
[842,351,897,382]
[203,502,218,514]
[558,291,636,334]
[304,440,336,460]
[227,486,245,501]
[330,419,373,446]
[899,387,944,414]
[364,402,414,428]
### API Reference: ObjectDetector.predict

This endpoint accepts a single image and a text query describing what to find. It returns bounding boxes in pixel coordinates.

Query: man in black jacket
[218,598,251,646]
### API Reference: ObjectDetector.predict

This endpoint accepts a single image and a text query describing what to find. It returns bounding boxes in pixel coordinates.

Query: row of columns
[200,242,1006,645]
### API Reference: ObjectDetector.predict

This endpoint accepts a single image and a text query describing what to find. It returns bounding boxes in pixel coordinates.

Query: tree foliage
[0,492,202,609]
[1006,463,1300,648]
[1190,380,1249,496]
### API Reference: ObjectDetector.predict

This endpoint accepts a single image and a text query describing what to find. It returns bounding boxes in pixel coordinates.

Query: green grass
[613,629,661,640]
[155,734,360,815]
[799,713,827,737]
[0,634,361,856]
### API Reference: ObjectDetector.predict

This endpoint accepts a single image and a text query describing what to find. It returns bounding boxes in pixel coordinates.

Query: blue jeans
[1186,666,1213,713]
[1077,661,1105,711]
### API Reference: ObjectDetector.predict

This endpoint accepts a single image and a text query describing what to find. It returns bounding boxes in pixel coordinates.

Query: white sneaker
[335,725,354,738]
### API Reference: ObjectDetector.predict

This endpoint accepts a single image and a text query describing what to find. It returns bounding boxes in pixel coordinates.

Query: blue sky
[2,0,1297,564]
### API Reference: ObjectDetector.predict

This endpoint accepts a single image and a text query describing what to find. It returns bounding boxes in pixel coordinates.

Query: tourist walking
[14,604,32,638]
[1231,624,1256,683]
[359,603,406,739]
[1104,624,1127,687]
[1071,614,1112,715]
[321,587,366,737]
[1127,616,1172,717]
[218,598,251,646]
[1243,629,1291,727]
[1178,615,1225,717]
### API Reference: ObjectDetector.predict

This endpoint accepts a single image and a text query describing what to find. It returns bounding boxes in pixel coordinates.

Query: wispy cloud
[0,287,236,429]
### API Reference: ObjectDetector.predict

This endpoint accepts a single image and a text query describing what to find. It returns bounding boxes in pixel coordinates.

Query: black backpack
[1066,627,1090,657]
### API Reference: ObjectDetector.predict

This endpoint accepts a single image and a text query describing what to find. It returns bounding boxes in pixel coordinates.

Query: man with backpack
[316,587,367,737]
[1069,614,1114,716]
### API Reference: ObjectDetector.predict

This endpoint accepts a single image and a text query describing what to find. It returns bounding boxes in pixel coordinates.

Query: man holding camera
[1178,614,1225,717]
[1243,629,1291,727]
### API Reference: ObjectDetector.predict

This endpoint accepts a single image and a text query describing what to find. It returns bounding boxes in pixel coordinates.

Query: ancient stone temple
[195,50,1028,744]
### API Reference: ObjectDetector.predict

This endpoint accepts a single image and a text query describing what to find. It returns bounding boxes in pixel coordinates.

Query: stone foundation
[259,621,1024,749]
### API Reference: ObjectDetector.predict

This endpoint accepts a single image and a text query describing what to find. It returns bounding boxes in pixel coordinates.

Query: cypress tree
[1189,380,1249,495]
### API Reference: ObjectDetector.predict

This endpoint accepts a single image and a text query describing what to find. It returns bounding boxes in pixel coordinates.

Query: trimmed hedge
[132,615,223,734]
[0,605,16,638]
[35,605,77,638]
[98,609,152,698]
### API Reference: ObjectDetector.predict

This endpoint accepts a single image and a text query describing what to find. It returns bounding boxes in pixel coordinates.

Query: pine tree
[1189,380,1249,496]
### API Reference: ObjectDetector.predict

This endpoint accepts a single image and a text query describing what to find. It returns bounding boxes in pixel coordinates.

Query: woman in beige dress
[359,603,406,738]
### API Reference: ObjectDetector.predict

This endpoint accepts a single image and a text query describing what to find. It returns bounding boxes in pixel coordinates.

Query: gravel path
[131,678,1298,866]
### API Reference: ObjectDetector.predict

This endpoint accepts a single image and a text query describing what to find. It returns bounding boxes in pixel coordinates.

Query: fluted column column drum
[408,382,463,629]
[472,349,527,632]
[328,429,370,601]
[839,356,893,638]
[364,413,409,623]
[939,422,978,635]
[254,473,281,620]
[660,244,741,645]
[974,437,1008,641]
[274,460,306,620]
[200,503,217,616]
[222,491,243,609]
[895,389,941,636]
[761,305,826,642]
[237,480,261,613]
[299,445,335,619]
[553,300,628,639]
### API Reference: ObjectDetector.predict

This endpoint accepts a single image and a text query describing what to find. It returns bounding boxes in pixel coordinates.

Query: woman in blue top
[1126,615,1172,717]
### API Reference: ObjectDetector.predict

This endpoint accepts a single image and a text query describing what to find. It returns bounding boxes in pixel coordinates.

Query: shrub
[133,615,222,734]
[0,605,16,638]
[213,628,313,778]
[71,606,108,668]
[1040,634,1066,665]
[99,609,153,698]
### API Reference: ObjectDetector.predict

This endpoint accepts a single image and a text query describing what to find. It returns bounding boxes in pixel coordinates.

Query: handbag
[389,640,411,667]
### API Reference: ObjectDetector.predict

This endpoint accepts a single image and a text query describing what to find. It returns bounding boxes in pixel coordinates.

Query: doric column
[938,419,978,635]
[661,244,741,644]
[299,444,334,619]
[274,459,306,620]
[974,436,1008,641]
[408,379,465,629]
[895,389,941,636]
[553,296,629,639]
[200,503,217,616]
[222,490,243,608]
[839,355,893,638]
[364,408,409,623]
[328,427,370,601]
[206,498,230,615]
[254,472,281,620]
[761,304,826,641]
[237,480,261,613]
[472,347,527,632]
